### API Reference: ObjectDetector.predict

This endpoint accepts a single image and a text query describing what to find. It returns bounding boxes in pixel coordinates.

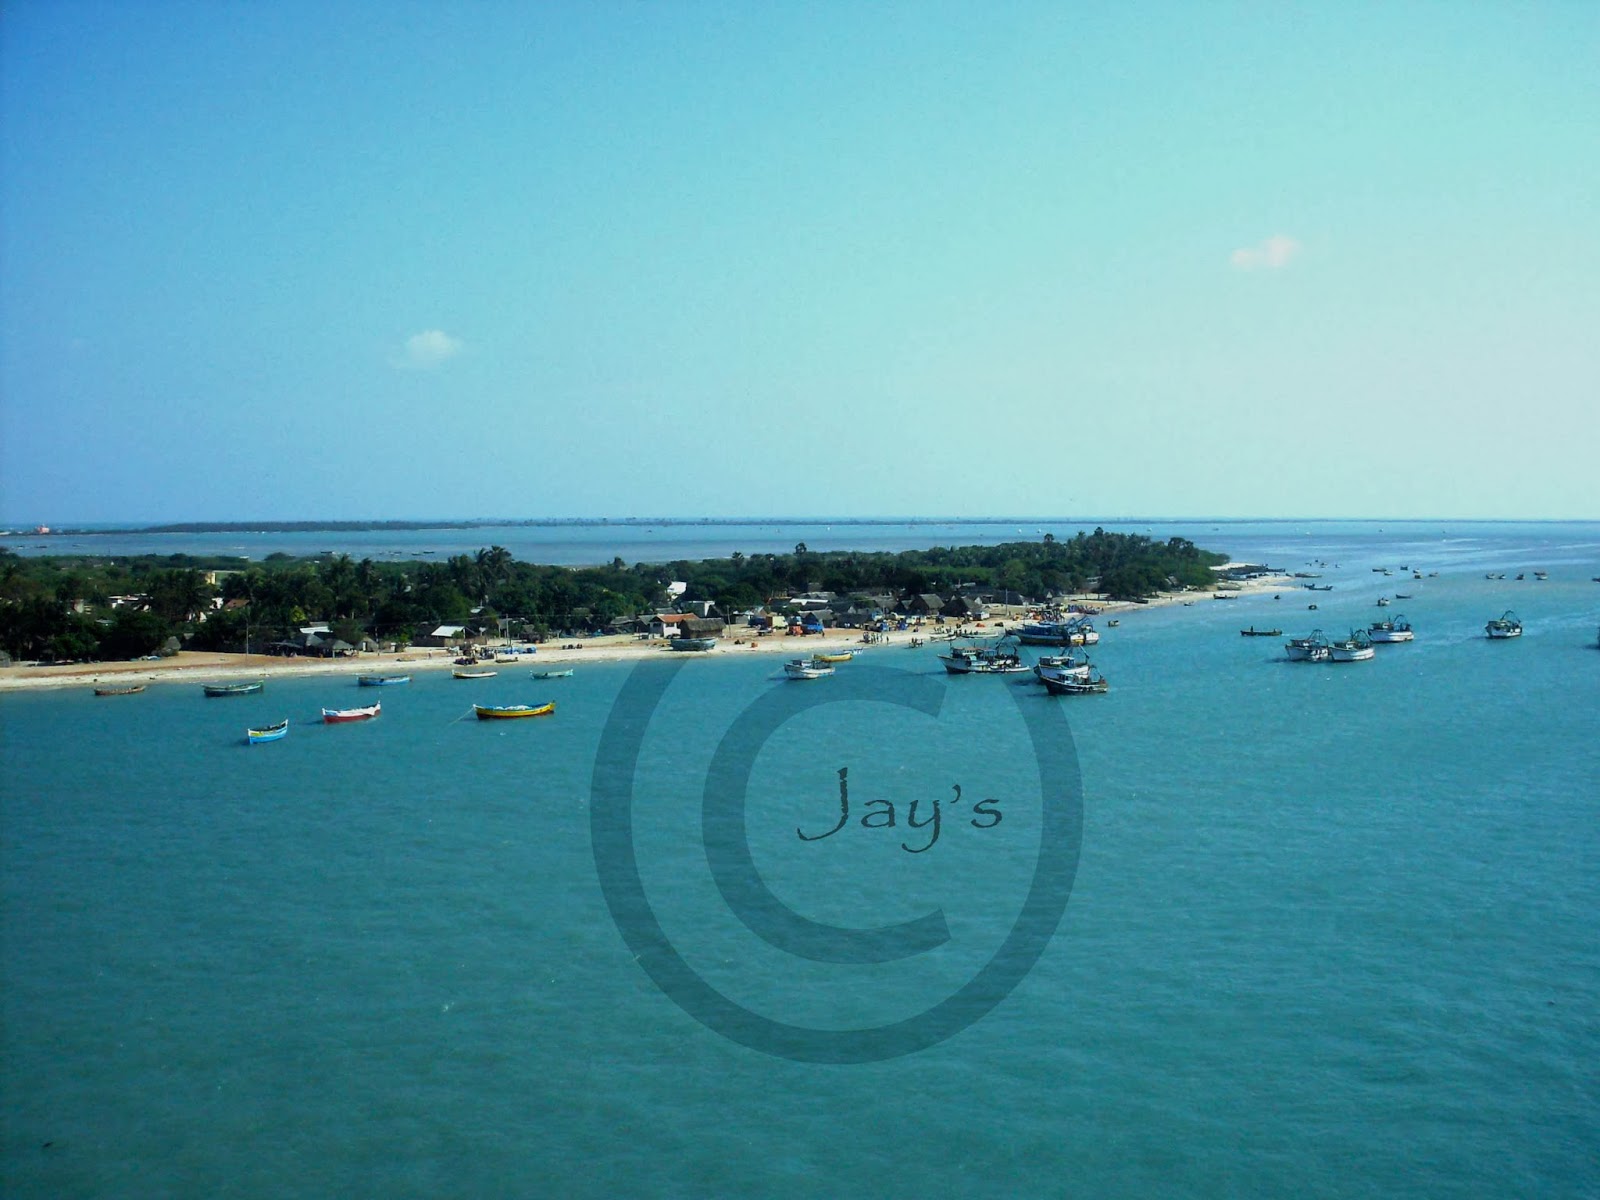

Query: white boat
[1035,661,1093,685]
[783,658,834,680]
[1375,597,1390,607]
[1328,630,1375,662]
[322,702,381,723]
[939,637,1030,675]
[1367,616,1414,643]
[1485,611,1522,639]
[1284,630,1330,661]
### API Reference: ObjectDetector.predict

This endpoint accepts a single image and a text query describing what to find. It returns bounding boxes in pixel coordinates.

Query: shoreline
[0,576,1293,693]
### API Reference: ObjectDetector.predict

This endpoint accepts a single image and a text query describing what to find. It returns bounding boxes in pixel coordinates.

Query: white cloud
[394,329,464,369]
[1230,234,1301,271]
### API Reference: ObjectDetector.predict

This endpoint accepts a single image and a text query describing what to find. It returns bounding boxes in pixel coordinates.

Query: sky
[2,1,1596,525]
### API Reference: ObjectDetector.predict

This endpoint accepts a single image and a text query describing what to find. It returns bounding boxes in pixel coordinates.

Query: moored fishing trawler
[1035,653,1094,685]
[1328,629,1376,662]
[1015,616,1099,646]
[939,636,1029,675]
[1284,630,1331,661]
[1041,667,1109,695]
[1485,611,1523,639]
[321,702,380,723]
[1368,616,1414,643]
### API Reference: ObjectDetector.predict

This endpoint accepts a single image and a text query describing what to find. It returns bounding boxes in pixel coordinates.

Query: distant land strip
[77,517,1093,535]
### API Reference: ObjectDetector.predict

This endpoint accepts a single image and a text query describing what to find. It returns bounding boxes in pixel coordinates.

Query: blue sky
[2,2,1596,524]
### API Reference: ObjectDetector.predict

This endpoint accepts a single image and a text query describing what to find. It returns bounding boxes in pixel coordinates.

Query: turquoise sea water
[3,527,1599,1197]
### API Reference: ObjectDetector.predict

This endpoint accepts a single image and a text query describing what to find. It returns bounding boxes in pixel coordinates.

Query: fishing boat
[1376,597,1390,607]
[1041,669,1109,695]
[1485,611,1523,639]
[1304,584,1333,591]
[939,636,1029,675]
[452,666,498,678]
[204,681,264,697]
[94,684,146,696]
[813,650,856,664]
[1015,618,1098,646]
[1239,627,1283,637]
[1368,616,1415,643]
[246,718,289,745]
[1034,653,1093,684]
[322,702,381,723]
[473,702,555,720]
[784,658,834,680]
[357,674,410,686]
[532,668,574,679]
[1285,630,1331,662]
[1328,630,1376,662]
[668,637,718,652]
[1394,593,1412,600]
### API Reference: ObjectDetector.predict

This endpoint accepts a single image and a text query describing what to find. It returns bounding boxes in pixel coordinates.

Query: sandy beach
[0,575,1293,692]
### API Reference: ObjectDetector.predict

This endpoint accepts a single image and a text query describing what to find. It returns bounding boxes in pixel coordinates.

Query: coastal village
[0,559,1288,690]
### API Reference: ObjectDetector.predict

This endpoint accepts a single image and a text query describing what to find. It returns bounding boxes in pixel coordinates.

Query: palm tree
[476,545,514,602]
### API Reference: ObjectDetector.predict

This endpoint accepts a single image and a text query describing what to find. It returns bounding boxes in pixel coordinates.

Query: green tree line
[0,530,1226,662]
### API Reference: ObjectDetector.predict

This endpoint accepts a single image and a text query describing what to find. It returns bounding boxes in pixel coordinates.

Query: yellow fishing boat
[473,702,555,720]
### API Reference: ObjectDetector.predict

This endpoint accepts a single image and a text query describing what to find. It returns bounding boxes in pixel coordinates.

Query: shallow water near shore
[3,528,1598,1197]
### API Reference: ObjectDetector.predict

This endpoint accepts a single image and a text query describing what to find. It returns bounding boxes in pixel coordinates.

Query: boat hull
[1328,646,1375,662]
[322,703,380,723]
[1041,673,1108,695]
[247,720,289,744]
[1016,625,1099,646]
[474,703,555,720]
[357,675,410,686]
[784,661,834,680]
[205,682,264,697]
[669,638,718,652]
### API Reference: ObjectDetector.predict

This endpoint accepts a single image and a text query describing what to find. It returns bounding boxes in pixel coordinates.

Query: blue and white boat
[1015,617,1099,646]
[246,718,288,745]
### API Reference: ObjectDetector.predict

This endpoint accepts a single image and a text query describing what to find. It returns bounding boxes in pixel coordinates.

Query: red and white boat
[322,701,381,723]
